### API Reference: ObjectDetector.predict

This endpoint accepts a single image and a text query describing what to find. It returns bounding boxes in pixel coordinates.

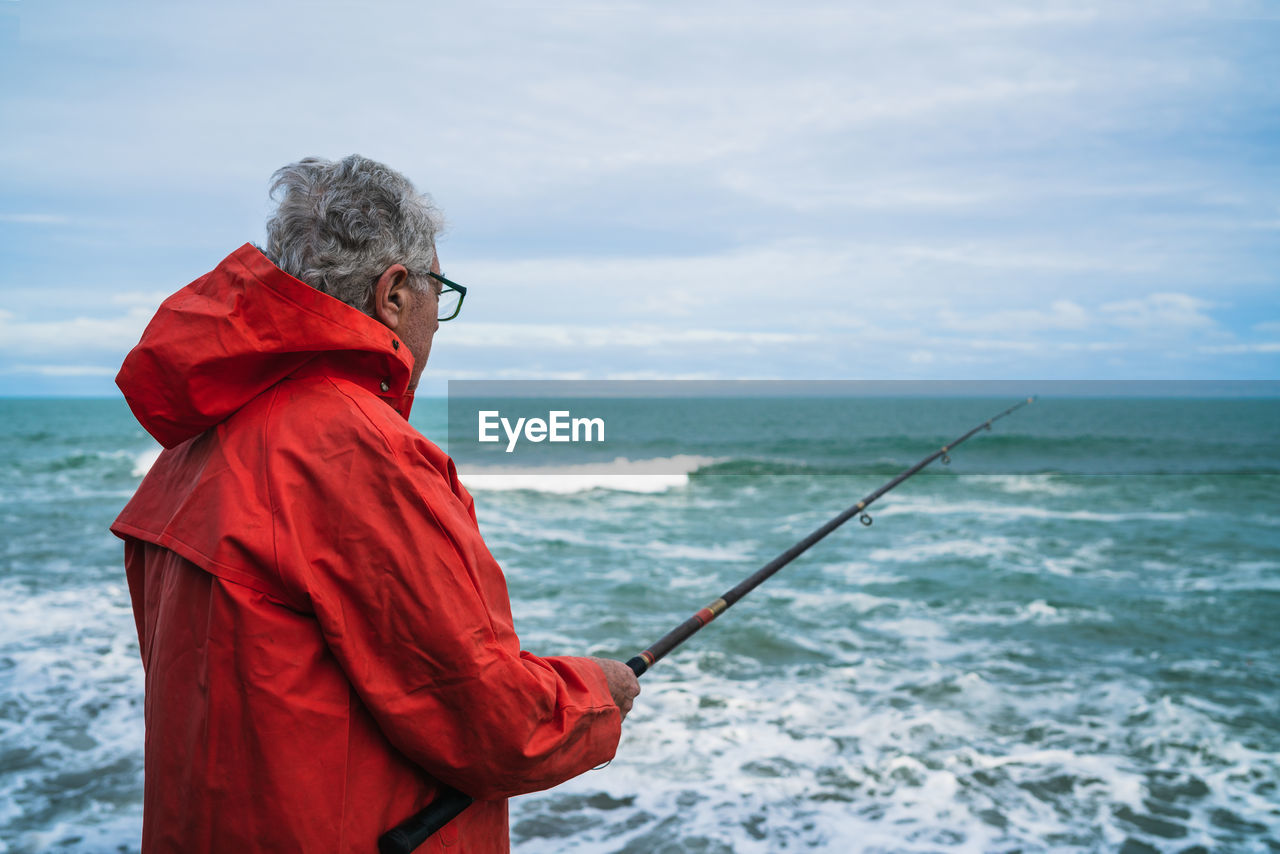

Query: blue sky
[1,0,1277,395]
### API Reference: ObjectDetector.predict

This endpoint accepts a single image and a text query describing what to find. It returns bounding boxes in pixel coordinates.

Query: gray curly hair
[264,155,444,315]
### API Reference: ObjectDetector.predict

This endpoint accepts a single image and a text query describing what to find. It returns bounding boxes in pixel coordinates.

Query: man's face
[401,255,441,391]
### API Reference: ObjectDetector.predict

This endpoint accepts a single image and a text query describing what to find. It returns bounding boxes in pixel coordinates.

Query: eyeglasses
[426,271,467,322]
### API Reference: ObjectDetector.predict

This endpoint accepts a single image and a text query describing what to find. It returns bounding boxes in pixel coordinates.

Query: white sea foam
[1181,559,1280,592]
[130,446,161,478]
[879,496,1195,524]
[867,535,1021,565]
[0,581,144,852]
[458,455,718,494]
[1029,538,1116,578]
[952,599,1115,629]
[767,588,897,616]
[510,645,1280,853]
[871,615,949,641]
[1024,599,1058,619]
[642,539,757,563]
[967,474,1081,496]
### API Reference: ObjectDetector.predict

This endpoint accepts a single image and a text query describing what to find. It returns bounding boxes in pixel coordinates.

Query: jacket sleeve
[269,396,621,801]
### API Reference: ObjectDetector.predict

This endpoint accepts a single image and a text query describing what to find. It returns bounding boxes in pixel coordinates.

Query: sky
[1,0,1277,396]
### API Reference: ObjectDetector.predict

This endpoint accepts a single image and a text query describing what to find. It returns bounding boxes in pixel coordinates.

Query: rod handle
[625,655,648,677]
[378,787,474,854]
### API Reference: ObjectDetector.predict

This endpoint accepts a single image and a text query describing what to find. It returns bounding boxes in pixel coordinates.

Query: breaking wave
[458,455,719,494]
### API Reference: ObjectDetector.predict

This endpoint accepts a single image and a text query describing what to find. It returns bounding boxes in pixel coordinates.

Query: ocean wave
[877,497,1196,524]
[951,599,1116,628]
[458,455,718,494]
[693,457,920,477]
[641,540,758,563]
[0,581,143,852]
[131,447,161,478]
[689,448,1280,478]
[509,646,1280,854]
[866,535,1024,565]
[965,474,1082,496]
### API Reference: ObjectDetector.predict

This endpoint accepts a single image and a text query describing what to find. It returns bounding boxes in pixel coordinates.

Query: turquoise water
[1,396,1277,852]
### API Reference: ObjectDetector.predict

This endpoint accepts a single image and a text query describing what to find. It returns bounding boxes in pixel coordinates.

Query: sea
[1,394,1277,853]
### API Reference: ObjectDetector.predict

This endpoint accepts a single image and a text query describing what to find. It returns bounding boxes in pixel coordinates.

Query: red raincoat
[111,244,621,853]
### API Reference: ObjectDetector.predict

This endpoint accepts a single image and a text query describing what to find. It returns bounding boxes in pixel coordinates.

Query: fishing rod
[379,396,1035,854]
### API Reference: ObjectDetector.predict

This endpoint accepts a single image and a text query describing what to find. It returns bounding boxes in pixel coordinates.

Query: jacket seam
[112,521,302,609]
[261,385,286,606]
[320,374,397,453]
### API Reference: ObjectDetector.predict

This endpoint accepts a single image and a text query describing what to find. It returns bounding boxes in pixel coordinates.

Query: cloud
[5,364,117,377]
[1099,293,1217,331]
[0,308,151,355]
[0,213,69,225]
[108,291,169,307]
[1198,342,1280,355]
[939,301,1091,334]
[454,240,874,326]
[1,0,1276,392]
[447,323,813,350]
[935,293,1230,341]
[893,243,1159,274]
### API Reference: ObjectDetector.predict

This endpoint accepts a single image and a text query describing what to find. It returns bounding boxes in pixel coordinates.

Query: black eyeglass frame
[426,271,468,322]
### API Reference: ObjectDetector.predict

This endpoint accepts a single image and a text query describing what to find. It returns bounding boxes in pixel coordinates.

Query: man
[111,155,640,853]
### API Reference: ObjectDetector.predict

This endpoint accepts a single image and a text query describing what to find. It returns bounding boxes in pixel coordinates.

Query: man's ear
[371,264,412,330]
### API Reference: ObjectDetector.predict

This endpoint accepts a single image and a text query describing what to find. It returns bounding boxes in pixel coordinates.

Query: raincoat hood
[117,243,416,448]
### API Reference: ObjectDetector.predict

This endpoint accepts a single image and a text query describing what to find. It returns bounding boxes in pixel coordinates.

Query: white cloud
[934,292,1232,342]
[441,368,725,382]
[1198,342,1280,355]
[893,243,1159,274]
[964,339,1041,352]
[0,0,1253,202]
[5,364,117,377]
[0,213,69,225]
[457,241,863,324]
[0,308,151,355]
[446,323,814,351]
[108,291,169,307]
[939,301,1091,334]
[1099,293,1217,331]
[1,0,1275,389]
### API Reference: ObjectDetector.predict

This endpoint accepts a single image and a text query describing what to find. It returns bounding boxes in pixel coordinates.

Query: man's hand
[591,658,641,721]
